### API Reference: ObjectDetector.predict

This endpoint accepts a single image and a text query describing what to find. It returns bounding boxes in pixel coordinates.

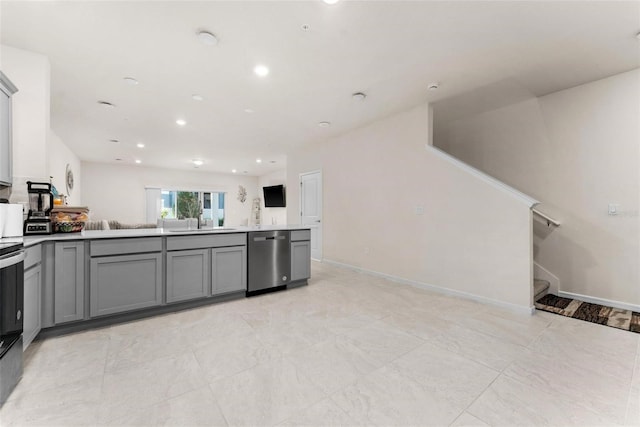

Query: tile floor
[1,262,639,426]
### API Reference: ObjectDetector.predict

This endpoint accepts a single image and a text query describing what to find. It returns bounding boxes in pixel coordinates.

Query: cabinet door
[0,86,12,185]
[166,249,209,303]
[90,253,162,317]
[291,241,311,281]
[211,246,246,295]
[54,242,85,324]
[23,264,41,350]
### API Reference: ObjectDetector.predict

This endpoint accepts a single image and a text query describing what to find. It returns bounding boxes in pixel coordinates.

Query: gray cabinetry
[34,230,304,333]
[167,233,245,251]
[90,252,162,317]
[41,243,55,328]
[167,233,246,298]
[211,246,246,295]
[166,249,209,303]
[0,72,17,186]
[54,242,85,324]
[291,241,311,281]
[23,245,42,350]
[291,230,311,282]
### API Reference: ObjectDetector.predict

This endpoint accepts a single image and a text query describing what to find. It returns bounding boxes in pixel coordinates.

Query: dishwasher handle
[253,236,287,242]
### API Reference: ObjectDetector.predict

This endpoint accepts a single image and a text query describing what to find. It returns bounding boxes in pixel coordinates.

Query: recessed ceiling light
[428,83,440,91]
[352,92,367,101]
[109,139,120,144]
[176,119,187,126]
[256,158,262,164]
[323,0,339,4]
[232,169,237,173]
[98,101,115,108]
[197,30,218,46]
[135,159,142,164]
[254,64,269,77]
[318,121,331,127]
[192,159,204,166]
[136,143,145,148]
[123,77,138,85]
[192,94,204,101]
[244,108,254,113]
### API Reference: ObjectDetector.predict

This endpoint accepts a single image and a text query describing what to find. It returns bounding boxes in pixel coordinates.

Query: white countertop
[1,225,311,247]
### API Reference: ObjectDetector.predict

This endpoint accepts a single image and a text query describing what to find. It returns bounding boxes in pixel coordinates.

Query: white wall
[258,169,287,225]
[287,104,534,310]
[0,45,50,204]
[436,69,640,306]
[81,161,259,225]
[48,131,82,205]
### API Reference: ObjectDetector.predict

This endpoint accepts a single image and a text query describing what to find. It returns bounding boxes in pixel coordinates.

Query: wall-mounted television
[263,185,286,208]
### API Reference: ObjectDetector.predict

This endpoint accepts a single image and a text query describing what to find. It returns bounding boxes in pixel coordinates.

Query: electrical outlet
[608,204,620,215]
[415,205,425,215]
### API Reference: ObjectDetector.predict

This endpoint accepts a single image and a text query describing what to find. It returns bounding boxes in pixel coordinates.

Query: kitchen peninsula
[19,225,311,347]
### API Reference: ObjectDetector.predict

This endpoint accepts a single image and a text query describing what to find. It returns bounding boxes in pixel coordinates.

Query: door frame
[299,170,323,261]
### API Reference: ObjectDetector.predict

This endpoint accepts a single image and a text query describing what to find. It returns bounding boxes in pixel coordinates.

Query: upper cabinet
[0,71,18,186]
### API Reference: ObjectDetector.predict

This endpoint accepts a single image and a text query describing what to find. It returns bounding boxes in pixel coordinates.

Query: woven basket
[54,221,86,233]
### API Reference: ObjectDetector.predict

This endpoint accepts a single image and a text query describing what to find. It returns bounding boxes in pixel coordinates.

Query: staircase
[534,278,550,301]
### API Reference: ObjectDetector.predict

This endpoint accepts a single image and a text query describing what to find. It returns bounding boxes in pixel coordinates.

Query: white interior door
[300,171,322,261]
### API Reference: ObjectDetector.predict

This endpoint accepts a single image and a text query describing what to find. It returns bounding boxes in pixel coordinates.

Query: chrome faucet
[197,207,203,229]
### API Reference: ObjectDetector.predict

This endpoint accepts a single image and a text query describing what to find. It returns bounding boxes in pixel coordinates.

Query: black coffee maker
[23,181,54,235]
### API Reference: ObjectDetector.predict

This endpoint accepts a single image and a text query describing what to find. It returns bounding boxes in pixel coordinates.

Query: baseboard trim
[557,291,640,313]
[322,259,535,315]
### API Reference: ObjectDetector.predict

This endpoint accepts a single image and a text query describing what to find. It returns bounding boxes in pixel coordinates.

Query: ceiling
[1,1,638,176]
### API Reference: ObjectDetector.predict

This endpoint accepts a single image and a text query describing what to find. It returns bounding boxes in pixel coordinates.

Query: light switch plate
[608,204,619,215]
[415,205,425,215]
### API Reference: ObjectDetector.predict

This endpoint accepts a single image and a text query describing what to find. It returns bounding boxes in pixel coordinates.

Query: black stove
[0,239,24,406]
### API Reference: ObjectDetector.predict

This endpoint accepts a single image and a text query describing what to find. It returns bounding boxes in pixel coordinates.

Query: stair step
[534,279,551,301]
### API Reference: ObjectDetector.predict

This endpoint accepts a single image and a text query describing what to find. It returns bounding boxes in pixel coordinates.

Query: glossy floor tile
[2,261,638,426]
[208,357,325,426]
[331,364,466,426]
[103,386,228,426]
[467,375,616,426]
[277,398,357,427]
[450,412,490,427]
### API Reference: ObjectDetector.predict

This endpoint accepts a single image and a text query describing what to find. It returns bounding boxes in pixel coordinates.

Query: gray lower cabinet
[23,264,41,350]
[166,249,209,303]
[291,241,311,281]
[54,242,85,324]
[90,253,162,317]
[23,244,42,350]
[211,246,246,295]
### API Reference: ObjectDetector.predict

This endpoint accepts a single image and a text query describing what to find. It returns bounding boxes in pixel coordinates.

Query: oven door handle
[0,250,26,269]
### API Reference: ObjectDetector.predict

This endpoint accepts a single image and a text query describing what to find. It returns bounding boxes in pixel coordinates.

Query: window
[154,189,226,225]
[202,191,225,226]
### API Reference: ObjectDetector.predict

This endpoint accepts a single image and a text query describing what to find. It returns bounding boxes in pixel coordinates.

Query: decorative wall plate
[65,163,74,195]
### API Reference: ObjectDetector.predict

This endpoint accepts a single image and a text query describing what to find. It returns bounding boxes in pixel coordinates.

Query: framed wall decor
[65,163,74,195]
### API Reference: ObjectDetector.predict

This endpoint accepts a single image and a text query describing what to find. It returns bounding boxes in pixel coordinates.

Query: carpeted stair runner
[536,293,640,334]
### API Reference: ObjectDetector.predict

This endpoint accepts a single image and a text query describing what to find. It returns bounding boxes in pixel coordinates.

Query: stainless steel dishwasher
[247,230,290,295]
